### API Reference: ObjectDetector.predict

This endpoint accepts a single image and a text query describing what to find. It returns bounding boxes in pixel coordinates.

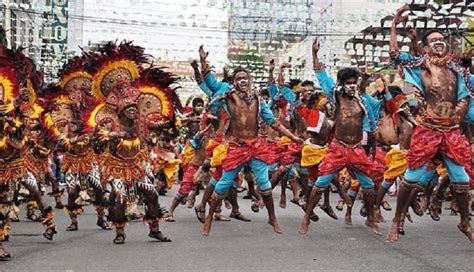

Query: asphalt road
[3,188,473,271]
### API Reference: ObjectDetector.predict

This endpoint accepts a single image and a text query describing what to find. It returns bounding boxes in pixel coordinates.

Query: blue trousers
[214,159,271,196]
[315,169,374,190]
[404,155,469,186]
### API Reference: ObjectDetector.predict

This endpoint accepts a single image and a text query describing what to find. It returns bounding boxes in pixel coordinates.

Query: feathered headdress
[9,48,44,118]
[135,66,182,118]
[58,55,93,94]
[0,67,18,114]
[86,40,182,140]
[39,84,75,139]
[0,47,19,114]
[87,41,149,102]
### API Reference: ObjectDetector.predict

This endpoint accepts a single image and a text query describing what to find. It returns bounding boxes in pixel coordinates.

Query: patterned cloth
[407,125,470,169]
[222,137,274,171]
[0,158,28,184]
[278,136,303,166]
[177,163,199,196]
[301,143,328,168]
[318,141,373,178]
[383,148,408,182]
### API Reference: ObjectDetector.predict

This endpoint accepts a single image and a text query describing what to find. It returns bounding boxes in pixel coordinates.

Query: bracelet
[313,62,326,71]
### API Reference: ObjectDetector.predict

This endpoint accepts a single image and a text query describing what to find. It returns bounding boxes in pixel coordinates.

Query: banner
[50,0,68,61]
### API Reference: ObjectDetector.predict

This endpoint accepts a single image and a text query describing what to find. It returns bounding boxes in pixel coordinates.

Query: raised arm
[268,59,275,85]
[199,45,210,76]
[199,45,231,96]
[312,38,336,97]
[191,60,202,84]
[277,62,289,87]
[276,63,301,107]
[389,4,409,60]
[191,60,214,98]
[266,59,280,100]
[406,26,422,57]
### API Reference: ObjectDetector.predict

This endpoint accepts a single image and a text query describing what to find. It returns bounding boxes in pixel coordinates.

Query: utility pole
[3,0,11,48]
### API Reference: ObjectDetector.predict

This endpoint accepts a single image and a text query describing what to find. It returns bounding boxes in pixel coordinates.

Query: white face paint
[429,41,447,56]
[342,79,358,97]
[234,71,250,93]
[426,32,447,57]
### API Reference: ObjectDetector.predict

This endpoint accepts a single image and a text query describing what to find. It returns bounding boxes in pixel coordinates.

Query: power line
[2,7,360,37]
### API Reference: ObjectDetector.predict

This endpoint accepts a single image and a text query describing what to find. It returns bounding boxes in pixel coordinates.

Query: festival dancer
[41,55,110,231]
[87,41,179,244]
[0,52,56,261]
[11,56,50,221]
[165,119,214,221]
[298,38,382,236]
[260,62,297,209]
[373,82,416,223]
[338,78,416,230]
[387,5,473,242]
[270,77,307,210]
[199,47,303,236]
[276,63,351,220]
[176,95,205,205]
[180,97,204,139]
[149,126,181,196]
[426,51,474,221]
[10,48,57,235]
[192,50,253,223]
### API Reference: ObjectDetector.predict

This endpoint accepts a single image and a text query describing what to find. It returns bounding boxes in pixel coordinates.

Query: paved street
[3,188,473,271]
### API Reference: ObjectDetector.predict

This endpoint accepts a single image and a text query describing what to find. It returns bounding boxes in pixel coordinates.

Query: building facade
[277,0,408,81]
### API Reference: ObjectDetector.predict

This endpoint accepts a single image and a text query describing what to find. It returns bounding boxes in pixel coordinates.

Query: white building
[72,0,229,71]
[280,0,409,80]
[330,0,409,68]
[1,0,48,63]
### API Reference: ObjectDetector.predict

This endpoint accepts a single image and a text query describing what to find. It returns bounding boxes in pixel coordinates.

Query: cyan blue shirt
[465,74,474,124]
[198,81,213,98]
[205,73,277,126]
[397,52,469,105]
[202,73,232,99]
[268,83,279,100]
[199,73,233,117]
[279,85,301,108]
[314,70,382,132]
[189,133,205,150]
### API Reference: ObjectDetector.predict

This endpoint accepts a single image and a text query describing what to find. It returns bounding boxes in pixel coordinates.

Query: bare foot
[375,209,385,223]
[279,198,286,209]
[268,219,283,234]
[258,199,265,209]
[365,220,382,236]
[457,223,474,243]
[298,217,310,234]
[386,223,399,242]
[201,222,211,236]
[345,214,352,225]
